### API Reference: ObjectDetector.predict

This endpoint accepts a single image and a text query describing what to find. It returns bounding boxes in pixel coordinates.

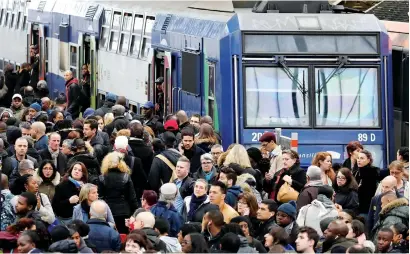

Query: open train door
[89,35,97,109]
[78,33,98,108]
[28,22,45,81]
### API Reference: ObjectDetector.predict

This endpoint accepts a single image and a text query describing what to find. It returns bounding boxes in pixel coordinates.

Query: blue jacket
[225,185,243,208]
[34,134,48,151]
[87,218,121,252]
[72,203,116,228]
[151,201,183,237]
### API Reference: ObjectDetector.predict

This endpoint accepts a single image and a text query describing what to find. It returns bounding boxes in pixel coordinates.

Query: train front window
[245,67,310,127]
[315,67,379,127]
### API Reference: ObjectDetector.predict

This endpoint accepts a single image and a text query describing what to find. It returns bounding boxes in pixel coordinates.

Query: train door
[151,50,173,119]
[78,33,98,108]
[28,23,45,80]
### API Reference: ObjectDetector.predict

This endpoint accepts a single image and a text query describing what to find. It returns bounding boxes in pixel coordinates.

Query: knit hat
[160,183,178,200]
[320,217,336,233]
[277,200,297,220]
[164,119,178,131]
[50,225,71,243]
[114,136,128,153]
[106,93,117,103]
[83,108,95,119]
[29,102,41,112]
[306,165,322,181]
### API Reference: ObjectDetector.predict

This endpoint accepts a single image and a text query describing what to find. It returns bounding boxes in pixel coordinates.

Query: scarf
[69,177,83,189]
[204,170,214,182]
[183,146,195,160]
[188,194,207,220]
[81,200,91,218]
[48,147,59,167]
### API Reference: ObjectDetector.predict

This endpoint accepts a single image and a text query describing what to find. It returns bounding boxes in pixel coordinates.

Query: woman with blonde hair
[98,151,139,234]
[195,123,219,153]
[217,143,236,168]
[72,183,116,227]
[311,152,336,186]
[104,112,114,126]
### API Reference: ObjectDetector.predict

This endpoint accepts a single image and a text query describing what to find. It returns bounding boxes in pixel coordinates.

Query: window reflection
[103,10,112,26]
[133,15,143,34]
[144,17,155,37]
[112,11,121,30]
[122,13,132,31]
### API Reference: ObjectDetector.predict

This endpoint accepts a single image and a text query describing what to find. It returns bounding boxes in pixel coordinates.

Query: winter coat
[9,105,25,121]
[72,202,115,228]
[183,145,206,175]
[87,219,121,252]
[144,116,163,136]
[16,69,31,93]
[334,186,359,213]
[67,151,100,184]
[229,163,262,192]
[160,235,182,253]
[238,235,258,253]
[94,101,115,117]
[296,194,339,236]
[323,237,357,253]
[26,147,42,162]
[225,185,242,208]
[65,78,81,119]
[48,239,78,253]
[128,137,154,177]
[370,198,409,242]
[192,166,218,184]
[255,216,277,242]
[151,201,183,237]
[89,132,108,163]
[148,148,181,192]
[356,164,380,214]
[181,195,219,223]
[78,237,94,253]
[269,145,284,175]
[34,134,48,151]
[205,230,223,252]
[195,138,217,153]
[3,70,17,106]
[103,116,129,137]
[38,148,68,176]
[141,227,167,252]
[0,190,15,231]
[52,180,81,219]
[296,181,323,211]
[0,150,15,177]
[124,154,146,200]
[174,175,194,199]
[98,168,138,217]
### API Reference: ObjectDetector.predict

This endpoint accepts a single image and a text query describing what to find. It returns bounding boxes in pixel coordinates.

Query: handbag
[277,182,299,203]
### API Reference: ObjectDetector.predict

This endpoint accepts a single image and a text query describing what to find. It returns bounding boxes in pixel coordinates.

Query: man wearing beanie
[28,102,41,122]
[49,225,79,253]
[82,108,95,119]
[297,165,324,211]
[276,200,300,247]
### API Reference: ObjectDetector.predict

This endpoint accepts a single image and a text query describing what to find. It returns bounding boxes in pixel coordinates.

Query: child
[390,223,409,253]
[377,228,394,253]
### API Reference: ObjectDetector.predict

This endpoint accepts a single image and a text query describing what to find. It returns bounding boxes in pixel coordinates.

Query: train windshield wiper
[316,62,346,94]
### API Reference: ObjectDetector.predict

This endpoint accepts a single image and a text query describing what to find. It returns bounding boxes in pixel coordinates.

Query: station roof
[366,0,409,22]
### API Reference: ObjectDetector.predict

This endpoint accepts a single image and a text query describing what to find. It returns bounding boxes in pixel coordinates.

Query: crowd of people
[0,73,409,253]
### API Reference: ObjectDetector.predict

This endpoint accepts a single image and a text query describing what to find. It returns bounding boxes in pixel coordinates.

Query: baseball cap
[155,77,164,84]
[141,101,155,109]
[12,94,22,100]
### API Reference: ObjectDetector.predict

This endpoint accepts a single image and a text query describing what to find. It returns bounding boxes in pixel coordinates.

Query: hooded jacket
[142,227,167,252]
[255,216,277,242]
[88,132,108,162]
[87,218,121,252]
[49,239,79,253]
[148,148,181,192]
[94,101,115,117]
[296,194,339,236]
[151,201,183,237]
[160,235,182,253]
[78,237,94,253]
[0,189,15,231]
[195,137,217,153]
[0,149,15,177]
[238,235,258,253]
[0,108,13,120]
[225,185,242,208]
[183,144,206,175]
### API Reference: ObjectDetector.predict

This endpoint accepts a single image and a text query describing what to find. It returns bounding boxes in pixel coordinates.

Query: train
[0,0,400,168]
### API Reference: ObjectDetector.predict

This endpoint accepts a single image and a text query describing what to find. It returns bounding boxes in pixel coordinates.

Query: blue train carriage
[0,0,29,75]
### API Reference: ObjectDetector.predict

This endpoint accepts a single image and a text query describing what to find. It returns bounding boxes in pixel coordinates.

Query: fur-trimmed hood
[195,137,217,144]
[237,173,256,186]
[100,151,131,175]
[380,198,409,216]
[34,167,61,186]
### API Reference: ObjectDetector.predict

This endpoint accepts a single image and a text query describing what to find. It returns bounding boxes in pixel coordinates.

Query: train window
[103,10,112,26]
[70,46,77,67]
[144,16,155,37]
[119,33,130,54]
[109,31,119,52]
[45,39,49,61]
[112,11,121,30]
[10,13,14,28]
[122,12,132,31]
[16,12,20,29]
[100,27,109,49]
[133,14,143,34]
[245,67,310,127]
[23,15,27,30]
[130,34,140,57]
[0,9,3,24]
[140,37,151,59]
[4,12,9,26]
[315,67,379,127]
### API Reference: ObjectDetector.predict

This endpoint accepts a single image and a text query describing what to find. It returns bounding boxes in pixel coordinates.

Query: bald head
[325,220,349,240]
[90,200,108,219]
[135,211,155,229]
[381,176,397,193]
[24,86,33,94]
[1,174,9,189]
[41,97,51,110]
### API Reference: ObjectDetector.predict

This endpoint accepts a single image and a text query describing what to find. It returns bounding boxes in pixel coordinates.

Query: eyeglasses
[336,176,346,180]
[201,161,212,165]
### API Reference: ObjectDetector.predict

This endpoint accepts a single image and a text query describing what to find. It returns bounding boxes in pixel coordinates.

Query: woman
[237,192,259,230]
[346,220,366,245]
[0,218,36,252]
[0,109,13,123]
[95,115,104,131]
[141,190,158,211]
[264,226,293,252]
[230,216,267,253]
[20,108,31,122]
[124,232,155,253]
[98,151,138,234]
[181,233,209,253]
[49,110,64,124]
[72,183,115,227]
[182,179,219,223]
[334,168,359,212]
[397,147,409,180]
[34,160,61,201]
[263,150,306,204]
[194,123,219,153]
[342,141,363,176]
[312,152,335,186]
[52,162,88,225]
[193,153,218,184]
[104,113,114,126]
[356,150,380,216]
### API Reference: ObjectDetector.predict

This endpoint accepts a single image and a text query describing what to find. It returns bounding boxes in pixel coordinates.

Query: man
[12,137,38,167]
[10,93,25,120]
[190,114,201,131]
[61,139,74,159]
[255,199,277,242]
[154,77,164,119]
[376,228,395,253]
[141,101,163,135]
[0,139,15,177]
[49,225,78,253]
[83,119,107,162]
[218,167,242,208]
[28,103,41,123]
[103,104,129,137]
[95,92,116,117]
[15,192,42,222]
[211,144,223,167]
[296,226,320,254]
[20,122,31,137]
[209,181,239,223]
[116,96,134,120]
[173,156,194,213]
[87,200,121,252]
[80,64,91,113]
[176,110,192,132]
[39,132,67,175]
[276,201,300,246]
[129,122,154,177]
[36,80,49,99]
[41,97,52,114]
[154,217,182,253]
[67,138,100,184]
[64,70,81,119]
[22,86,36,107]
[30,121,48,151]
[179,127,205,175]
[6,126,22,156]
[202,210,224,252]
[130,211,167,252]
[53,93,73,120]
[148,131,182,192]
[322,220,357,253]
[16,63,31,94]
[259,132,283,175]
[200,115,222,144]
[29,45,40,88]
[0,174,16,230]
[9,159,35,189]
[296,165,324,210]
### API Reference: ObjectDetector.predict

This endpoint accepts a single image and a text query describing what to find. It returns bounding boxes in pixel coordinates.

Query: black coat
[98,169,138,217]
[0,150,15,177]
[356,164,380,214]
[129,138,154,177]
[174,176,194,199]
[104,116,129,137]
[94,101,114,117]
[334,186,359,213]
[181,196,219,223]
[89,133,108,163]
[255,216,277,242]
[66,78,81,119]
[52,180,81,218]
[67,152,100,184]
[39,149,68,175]
[16,69,31,93]
[3,71,17,106]
[148,148,181,192]
[124,154,146,200]
[182,145,205,175]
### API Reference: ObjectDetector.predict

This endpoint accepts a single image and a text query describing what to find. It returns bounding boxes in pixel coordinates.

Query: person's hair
[31,121,46,134]
[38,160,57,181]
[219,167,237,185]
[19,159,34,173]
[206,210,225,227]
[84,119,98,131]
[398,147,409,162]
[389,160,404,173]
[126,231,154,251]
[269,226,289,246]
[129,122,144,138]
[379,227,394,238]
[298,226,320,248]
[20,192,37,211]
[230,216,254,236]
[180,223,202,237]
[62,139,73,148]
[336,167,359,190]
[200,153,214,163]
[222,223,245,237]
[117,129,130,137]
[19,121,31,130]
[142,190,158,206]
[194,178,209,191]
[347,245,373,253]
[181,127,195,139]
[104,113,114,126]
[211,181,227,194]
[223,144,252,168]
[20,108,30,121]
[195,123,218,144]
[359,150,373,165]
[63,162,88,183]
[188,233,209,253]
[20,230,40,246]
[261,199,278,212]
[7,218,35,235]
[282,149,300,165]
[350,220,365,238]
[220,232,241,253]
[178,156,191,164]
[100,151,130,175]
[152,138,165,153]
[79,183,97,202]
[392,223,408,238]
[49,110,63,122]
[69,220,90,237]
[211,144,223,151]
[238,192,258,217]
[311,152,336,181]
[154,217,170,235]
[346,141,364,158]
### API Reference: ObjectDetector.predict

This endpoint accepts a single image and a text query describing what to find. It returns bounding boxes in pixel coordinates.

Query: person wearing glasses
[334,168,359,213]
[210,144,223,168]
[193,153,218,185]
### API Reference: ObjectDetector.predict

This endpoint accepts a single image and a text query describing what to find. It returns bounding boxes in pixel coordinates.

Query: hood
[306,180,323,187]
[316,194,336,208]
[143,227,160,238]
[0,108,13,119]
[49,239,78,253]
[0,149,8,158]
[160,236,182,252]
[34,167,61,186]
[195,137,216,144]
[161,149,181,164]
[152,201,178,214]
[380,198,409,217]
[228,185,243,197]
